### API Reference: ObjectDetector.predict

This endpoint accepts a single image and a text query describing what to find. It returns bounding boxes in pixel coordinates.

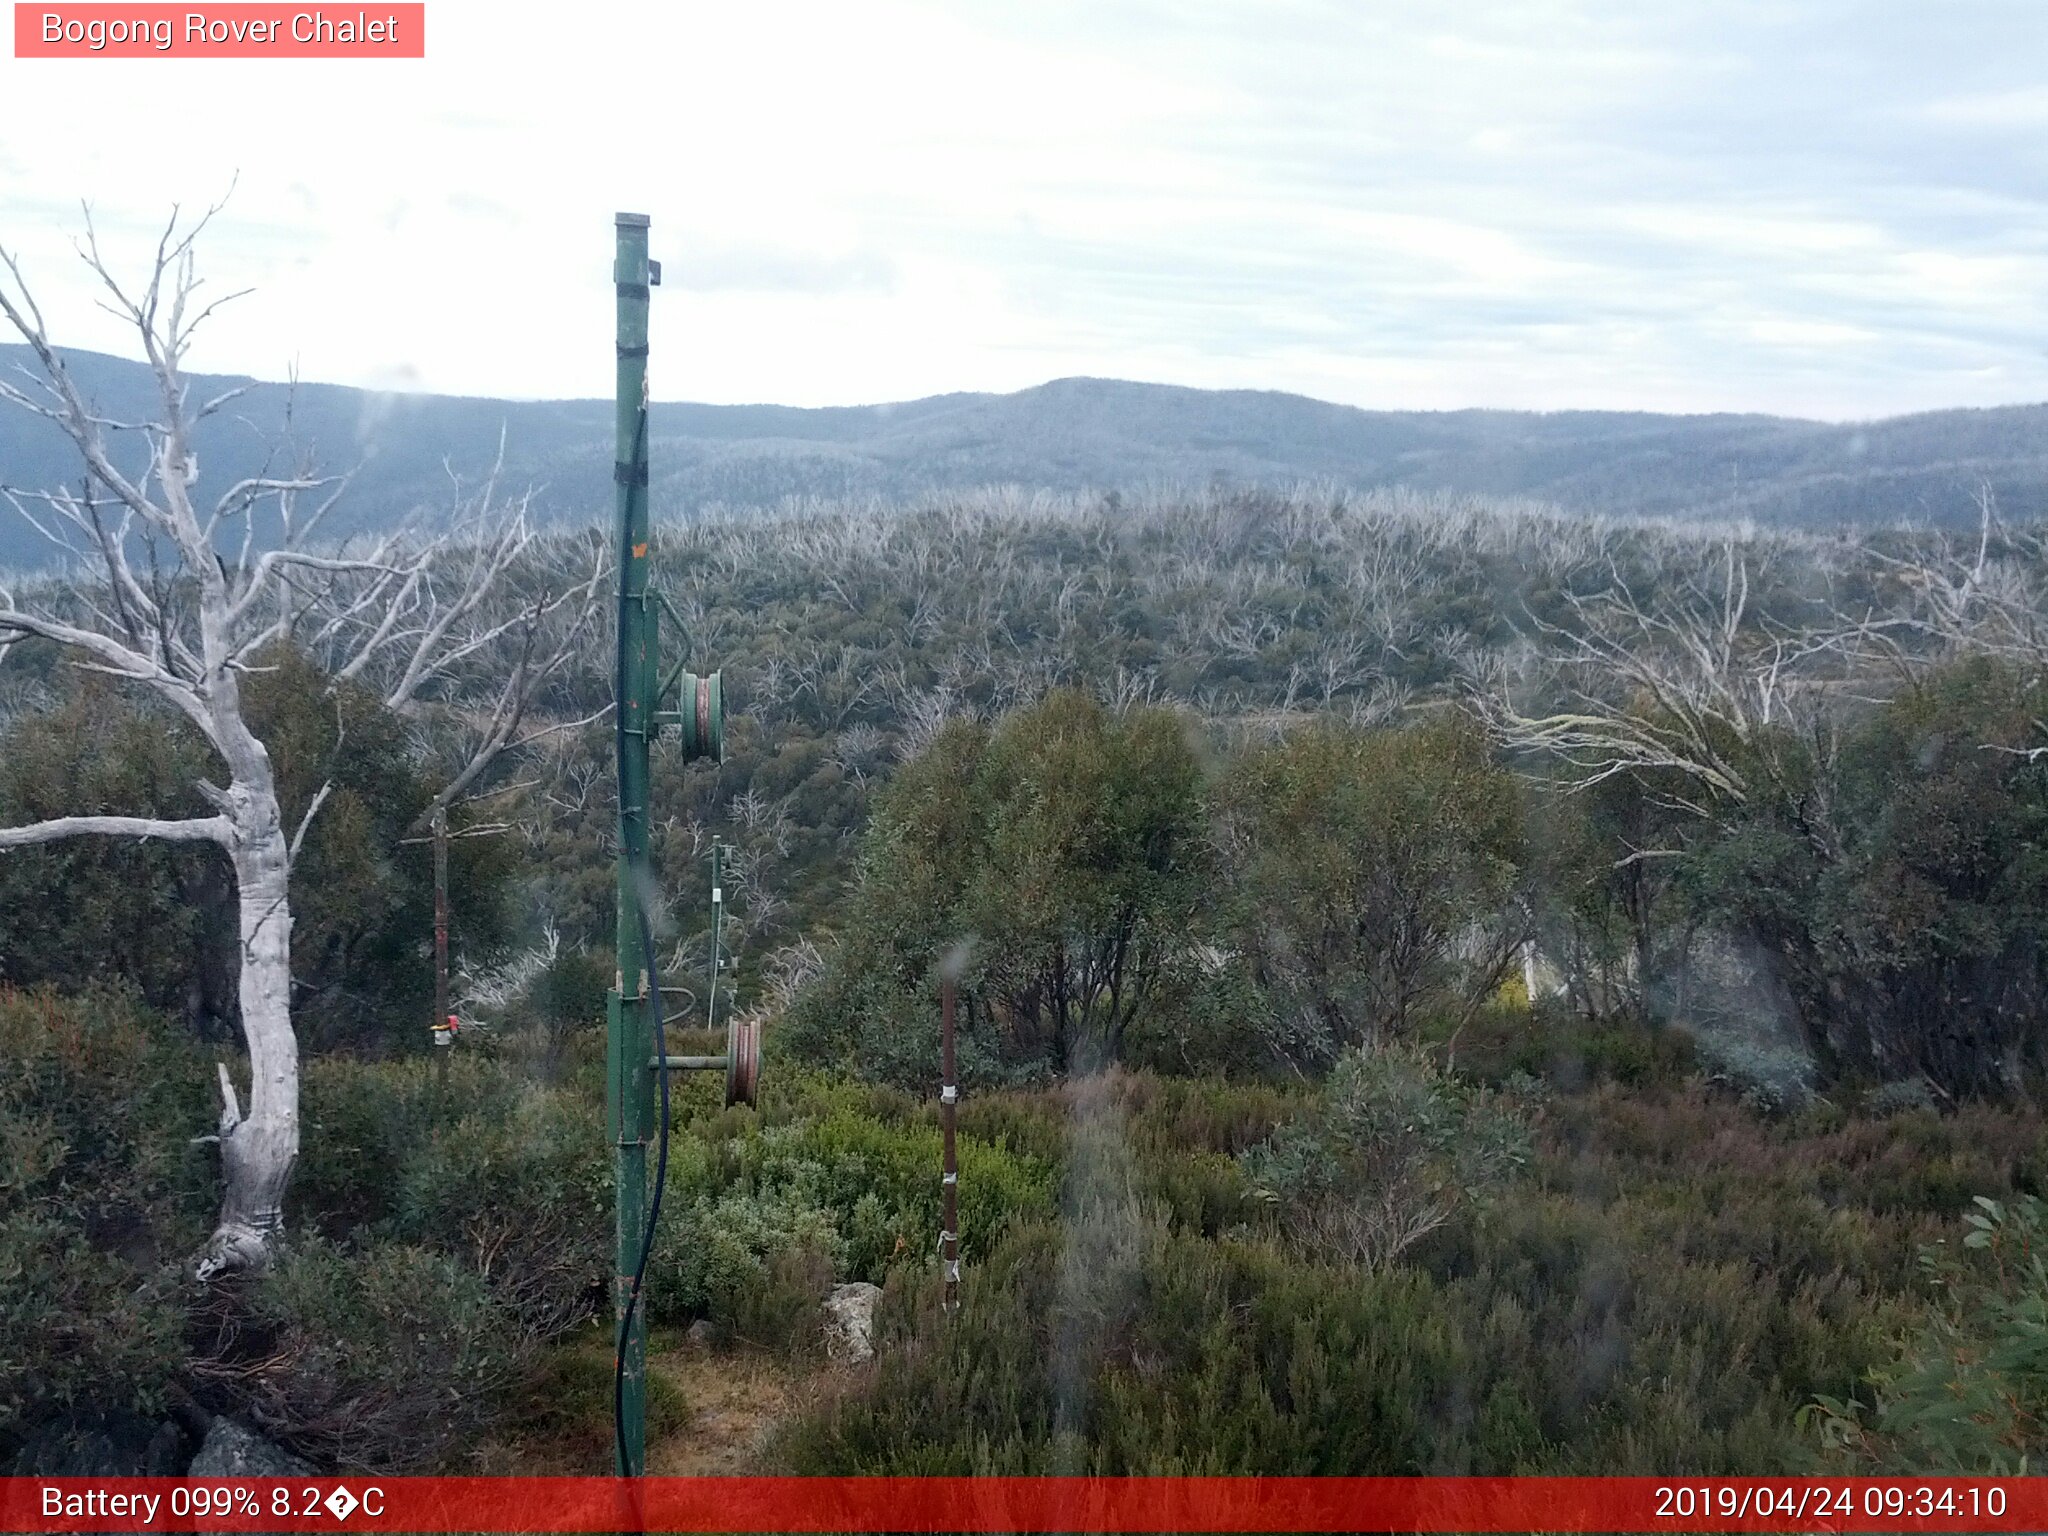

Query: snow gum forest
[7,231,2048,1479]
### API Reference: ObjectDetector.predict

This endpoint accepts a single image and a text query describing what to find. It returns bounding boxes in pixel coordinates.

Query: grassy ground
[11,984,2046,1477]
[477,1324,826,1475]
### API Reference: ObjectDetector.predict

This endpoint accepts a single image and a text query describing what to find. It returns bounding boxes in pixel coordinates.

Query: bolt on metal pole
[607,209,656,1480]
[941,975,960,1314]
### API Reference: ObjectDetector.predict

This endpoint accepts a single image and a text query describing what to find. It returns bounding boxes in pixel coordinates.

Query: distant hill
[2,345,2045,568]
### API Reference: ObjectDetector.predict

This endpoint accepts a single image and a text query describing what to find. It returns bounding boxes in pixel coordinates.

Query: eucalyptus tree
[0,203,597,1277]
[1213,715,1526,1064]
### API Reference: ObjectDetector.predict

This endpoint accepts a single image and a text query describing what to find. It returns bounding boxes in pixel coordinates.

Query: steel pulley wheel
[725,1010,761,1107]
[676,670,724,762]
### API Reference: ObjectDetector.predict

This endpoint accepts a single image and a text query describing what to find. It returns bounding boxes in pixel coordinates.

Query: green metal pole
[608,209,655,1480]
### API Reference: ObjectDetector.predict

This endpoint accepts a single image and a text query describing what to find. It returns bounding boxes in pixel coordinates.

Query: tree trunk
[196,791,299,1281]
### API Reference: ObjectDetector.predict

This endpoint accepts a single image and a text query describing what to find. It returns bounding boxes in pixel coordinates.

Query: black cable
[615,886,672,1476]
[612,402,672,1480]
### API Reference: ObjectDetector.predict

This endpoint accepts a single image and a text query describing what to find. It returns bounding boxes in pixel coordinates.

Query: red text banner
[2,1476,2042,1533]
[13,4,424,57]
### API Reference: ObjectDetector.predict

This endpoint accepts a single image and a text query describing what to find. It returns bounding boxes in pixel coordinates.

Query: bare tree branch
[0,813,230,848]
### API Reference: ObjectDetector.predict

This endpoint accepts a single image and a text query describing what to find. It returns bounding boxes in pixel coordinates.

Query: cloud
[1921,86,2048,128]
[0,0,2043,418]
[671,244,896,295]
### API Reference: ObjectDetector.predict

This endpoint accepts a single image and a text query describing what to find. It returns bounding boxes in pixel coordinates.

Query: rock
[822,1281,883,1363]
[187,1416,317,1478]
[685,1318,725,1347]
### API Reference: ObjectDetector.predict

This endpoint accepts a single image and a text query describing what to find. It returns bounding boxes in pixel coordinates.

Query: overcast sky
[2,1,2046,420]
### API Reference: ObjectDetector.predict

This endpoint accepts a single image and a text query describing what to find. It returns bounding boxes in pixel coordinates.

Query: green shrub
[12,962,2048,1483]
[1684,655,2048,1102]
[502,1335,688,1450]
[389,1085,608,1340]
[1695,1035,1817,1116]
[1240,1046,1530,1270]
[1867,1078,1940,1117]
[773,1052,2014,1478]
[0,982,216,1226]
[738,1107,1057,1276]
[190,1236,528,1472]
[0,661,517,1056]
[0,1211,186,1439]
[289,1055,608,1339]
[498,945,612,1073]
[291,1058,440,1232]
[0,986,208,1452]
[1135,1145,1253,1238]
[1211,715,1524,1064]
[1447,1001,1697,1092]
[784,692,1209,1082]
[1807,1196,2048,1472]
[776,1217,1472,1474]
[733,1244,842,1351]
[955,1090,1068,1166]
[648,1185,844,1335]
[643,1086,1059,1337]
[1112,1071,1298,1156]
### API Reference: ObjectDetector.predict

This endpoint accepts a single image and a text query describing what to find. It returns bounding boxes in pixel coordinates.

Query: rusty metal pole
[941,975,959,1314]
[432,805,450,1092]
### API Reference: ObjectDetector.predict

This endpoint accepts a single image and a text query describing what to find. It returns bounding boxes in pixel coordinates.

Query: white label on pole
[940,1085,958,1104]
[713,888,723,904]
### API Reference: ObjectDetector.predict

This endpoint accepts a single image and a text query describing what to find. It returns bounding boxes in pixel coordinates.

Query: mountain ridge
[2,346,2044,569]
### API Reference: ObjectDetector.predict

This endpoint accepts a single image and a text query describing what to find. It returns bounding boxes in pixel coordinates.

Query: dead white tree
[0,202,593,1278]
[1868,486,2048,670]
[324,454,610,824]
[1465,541,1844,1025]
[1481,541,1838,819]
